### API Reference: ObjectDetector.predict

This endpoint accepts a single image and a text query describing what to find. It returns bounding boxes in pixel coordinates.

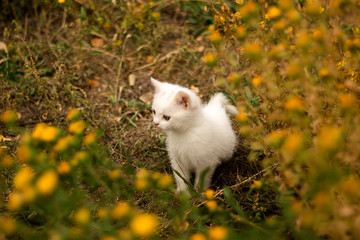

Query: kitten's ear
[175,91,191,110]
[151,77,162,93]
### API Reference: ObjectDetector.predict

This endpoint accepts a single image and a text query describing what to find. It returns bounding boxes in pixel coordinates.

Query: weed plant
[1,0,360,239]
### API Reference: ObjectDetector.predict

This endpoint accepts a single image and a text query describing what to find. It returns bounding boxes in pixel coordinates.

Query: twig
[115,34,131,101]
[214,163,279,198]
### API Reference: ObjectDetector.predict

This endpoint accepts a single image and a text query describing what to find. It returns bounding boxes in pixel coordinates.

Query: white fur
[150,77,238,192]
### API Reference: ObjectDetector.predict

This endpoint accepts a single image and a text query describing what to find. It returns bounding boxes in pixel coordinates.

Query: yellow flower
[250,180,262,189]
[235,26,247,40]
[157,173,173,188]
[97,207,109,220]
[190,233,207,240]
[1,154,13,167]
[267,6,282,20]
[1,110,17,124]
[316,126,343,151]
[205,200,217,211]
[135,178,148,190]
[235,110,248,123]
[204,189,215,199]
[208,226,228,240]
[21,185,36,203]
[202,53,218,67]
[304,0,323,16]
[36,170,58,195]
[318,68,330,78]
[228,72,241,82]
[150,12,160,21]
[68,120,87,134]
[285,9,301,23]
[70,151,89,166]
[108,169,121,180]
[7,192,23,211]
[285,95,305,111]
[209,31,222,44]
[0,216,16,236]
[73,207,91,225]
[117,228,132,240]
[54,136,74,152]
[13,166,35,190]
[279,0,293,10]
[270,43,286,58]
[286,63,300,78]
[244,42,262,59]
[282,131,304,154]
[84,132,97,146]
[57,161,71,174]
[130,213,159,238]
[67,108,80,121]
[339,93,357,109]
[296,32,311,50]
[251,76,262,87]
[58,0,65,3]
[32,123,59,142]
[111,201,131,220]
[238,2,259,20]
[265,130,287,147]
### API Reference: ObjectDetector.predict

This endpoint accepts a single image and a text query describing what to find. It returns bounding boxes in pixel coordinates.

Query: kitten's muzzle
[154,122,159,126]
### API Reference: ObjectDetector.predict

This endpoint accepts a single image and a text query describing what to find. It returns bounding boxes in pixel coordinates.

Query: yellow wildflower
[190,233,207,240]
[135,178,148,190]
[265,130,287,147]
[68,120,87,134]
[1,154,13,167]
[285,95,305,111]
[285,8,301,23]
[286,63,300,78]
[0,216,16,236]
[209,31,222,44]
[244,42,262,59]
[202,53,218,67]
[251,180,262,189]
[57,161,71,174]
[58,0,65,3]
[316,126,343,151]
[36,170,58,195]
[228,72,241,82]
[279,0,293,10]
[304,0,323,16]
[318,68,330,78]
[339,93,357,109]
[251,76,262,87]
[238,2,259,20]
[84,132,97,145]
[117,228,132,240]
[97,207,109,220]
[111,201,131,220]
[204,189,215,199]
[7,192,23,211]
[282,131,304,154]
[13,166,34,190]
[108,169,121,180]
[208,226,228,240]
[1,110,17,124]
[205,200,217,211]
[70,151,89,166]
[32,123,59,142]
[73,207,91,225]
[157,173,173,188]
[130,213,159,238]
[54,135,74,152]
[267,6,282,20]
[67,108,80,121]
[235,26,247,40]
[235,110,248,123]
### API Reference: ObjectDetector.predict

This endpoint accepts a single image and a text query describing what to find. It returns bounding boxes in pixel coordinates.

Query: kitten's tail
[210,93,239,116]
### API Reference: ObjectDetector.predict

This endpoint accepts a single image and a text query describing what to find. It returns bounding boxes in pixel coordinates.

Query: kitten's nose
[154,122,159,126]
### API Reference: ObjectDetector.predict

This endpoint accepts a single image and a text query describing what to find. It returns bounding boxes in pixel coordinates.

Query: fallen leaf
[88,80,100,88]
[128,74,136,86]
[90,38,104,47]
[0,41,8,54]
[0,135,12,142]
[190,85,199,93]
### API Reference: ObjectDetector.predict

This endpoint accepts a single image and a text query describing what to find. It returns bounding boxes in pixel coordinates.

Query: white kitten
[150,77,238,193]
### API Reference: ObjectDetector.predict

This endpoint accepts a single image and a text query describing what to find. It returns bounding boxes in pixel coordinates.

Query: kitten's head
[150,77,201,131]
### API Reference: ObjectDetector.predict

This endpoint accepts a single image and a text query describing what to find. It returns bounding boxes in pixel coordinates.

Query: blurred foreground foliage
[205,0,360,239]
[2,0,360,239]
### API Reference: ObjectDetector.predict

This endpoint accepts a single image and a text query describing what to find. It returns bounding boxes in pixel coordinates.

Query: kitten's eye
[163,115,171,121]
[152,110,156,115]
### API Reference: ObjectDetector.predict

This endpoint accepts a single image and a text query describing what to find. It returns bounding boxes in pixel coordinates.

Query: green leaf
[223,187,247,218]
